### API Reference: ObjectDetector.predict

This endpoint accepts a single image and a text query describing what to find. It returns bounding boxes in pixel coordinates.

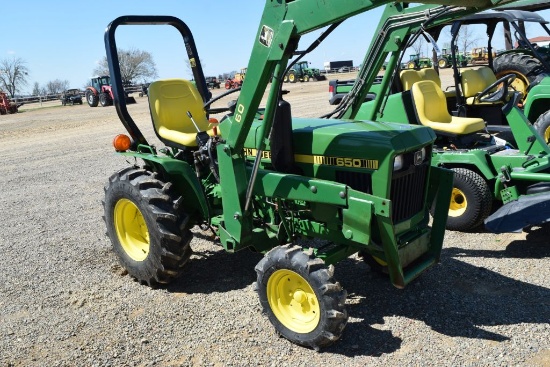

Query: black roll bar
[104,15,210,145]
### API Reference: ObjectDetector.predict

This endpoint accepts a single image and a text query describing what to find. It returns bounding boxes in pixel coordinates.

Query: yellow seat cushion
[400,68,455,97]
[411,80,485,135]
[148,79,217,147]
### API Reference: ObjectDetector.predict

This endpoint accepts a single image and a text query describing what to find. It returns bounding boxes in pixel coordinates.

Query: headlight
[393,154,404,171]
[420,147,427,161]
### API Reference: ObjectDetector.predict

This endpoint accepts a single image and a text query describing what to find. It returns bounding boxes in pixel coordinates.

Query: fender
[117,151,210,222]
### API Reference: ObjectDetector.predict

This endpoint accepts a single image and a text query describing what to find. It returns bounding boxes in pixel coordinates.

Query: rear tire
[86,90,99,107]
[288,71,297,83]
[255,245,348,350]
[438,58,448,69]
[445,168,492,232]
[103,167,193,287]
[534,110,550,145]
[493,53,544,99]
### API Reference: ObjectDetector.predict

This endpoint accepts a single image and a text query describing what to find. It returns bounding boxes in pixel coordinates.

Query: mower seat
[148,79,218,148]
[411,80,485,135]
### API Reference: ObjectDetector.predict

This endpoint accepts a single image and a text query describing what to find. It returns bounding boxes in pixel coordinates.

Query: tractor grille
[391,162,429,223]
[335,170,372,194]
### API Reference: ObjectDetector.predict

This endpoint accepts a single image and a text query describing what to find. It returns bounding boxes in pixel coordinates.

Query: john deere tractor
[102,0,517,350]
[283,61,326,82]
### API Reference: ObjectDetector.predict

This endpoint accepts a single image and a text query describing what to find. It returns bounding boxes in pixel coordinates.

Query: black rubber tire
[534,110,550,145]
[493,53,544,97]
[99,93,112,107]
[283,74,289,83]
[445,168,492,232]
[303,74,310,82]
[86,90,99,107]
[438,58,448,69]
[288,71,297,83]
[255,244,348,350]
[103,167,193,287]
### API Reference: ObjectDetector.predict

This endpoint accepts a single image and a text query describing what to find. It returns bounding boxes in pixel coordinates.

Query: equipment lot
[0,71,549,366]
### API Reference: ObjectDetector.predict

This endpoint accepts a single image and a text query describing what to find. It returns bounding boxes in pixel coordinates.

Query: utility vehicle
[103,0,516,350]
[332,5,550,232]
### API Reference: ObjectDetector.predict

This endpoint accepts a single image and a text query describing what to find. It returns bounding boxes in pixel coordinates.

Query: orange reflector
[209,117,219,124]
[113,134,131,152]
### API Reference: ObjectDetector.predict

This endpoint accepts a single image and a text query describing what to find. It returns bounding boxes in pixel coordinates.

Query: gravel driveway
[0,77,549,366]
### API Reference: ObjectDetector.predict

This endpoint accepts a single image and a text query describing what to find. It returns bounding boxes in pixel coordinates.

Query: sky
[3,2,550,95]
[2,1,382,94]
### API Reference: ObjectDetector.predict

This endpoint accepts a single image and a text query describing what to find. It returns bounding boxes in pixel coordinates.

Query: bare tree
[0,57,30,97]
[45,79,70,95]
[411,36,426,57]
[94,48,158,85]
[454,26,480,56]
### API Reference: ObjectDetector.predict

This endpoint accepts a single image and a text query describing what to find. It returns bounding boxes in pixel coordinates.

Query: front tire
[255,245,348,350]
[445,168,492,231]
[303,74,310,82]
[103,167,193,287]
[534,110,550,145]
[99,93,112,107]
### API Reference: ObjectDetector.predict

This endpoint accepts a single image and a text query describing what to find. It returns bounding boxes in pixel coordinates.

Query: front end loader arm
[217,0,518,249]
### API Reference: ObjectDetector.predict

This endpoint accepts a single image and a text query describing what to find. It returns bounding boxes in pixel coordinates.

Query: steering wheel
[476,73,516,103]
[204,86,241,115]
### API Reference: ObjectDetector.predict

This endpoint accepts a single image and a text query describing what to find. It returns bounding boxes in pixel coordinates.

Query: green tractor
[337,4,550,233]
[102,0,515,350]
[283,60,326,82]
[406,54,432,69]
[437,47,471,68]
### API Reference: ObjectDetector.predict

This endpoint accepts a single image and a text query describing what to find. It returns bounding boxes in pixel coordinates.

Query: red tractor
[85,75,136,107]
[0,91,21,115]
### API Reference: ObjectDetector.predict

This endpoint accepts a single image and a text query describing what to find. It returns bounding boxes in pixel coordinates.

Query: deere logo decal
[243,149,379,170]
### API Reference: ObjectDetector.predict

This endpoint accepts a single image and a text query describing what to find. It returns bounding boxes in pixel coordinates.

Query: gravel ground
[0,74,549,366]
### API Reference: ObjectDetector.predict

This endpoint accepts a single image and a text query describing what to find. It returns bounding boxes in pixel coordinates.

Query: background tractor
[85,75,136,107]
[438,48,471,68]
[0,91,21,115]
[102,0,515,351]
[283,61,326,82]
[224,68,247,89]
[406,54,432,69]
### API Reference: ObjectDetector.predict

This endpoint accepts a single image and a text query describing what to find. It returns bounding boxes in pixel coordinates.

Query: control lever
[187,111,209,147]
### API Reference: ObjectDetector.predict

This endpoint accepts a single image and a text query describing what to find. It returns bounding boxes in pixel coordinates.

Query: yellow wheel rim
[407,62,416,69]
[114,198,150,261]
[289,74,295,82]
[544,125,550,144]
[449,187,467,217]
[372,256,387,267]
[438,59,446,68]
[267,269,320,333]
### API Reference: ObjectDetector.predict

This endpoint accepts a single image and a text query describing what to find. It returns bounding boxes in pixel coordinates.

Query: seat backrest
[400,70,422,91]
[410,80,452,125]
[460,67,497,98]
[148,79,210,141]
[419,68,442,88]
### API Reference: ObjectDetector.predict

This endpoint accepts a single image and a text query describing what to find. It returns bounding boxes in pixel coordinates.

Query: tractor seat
[411,80,485,135]
[148,79,218,148]
[400,69,455,98]
[460,67,512,105]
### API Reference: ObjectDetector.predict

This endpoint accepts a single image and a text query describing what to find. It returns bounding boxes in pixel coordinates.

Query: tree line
[0,48,158,98]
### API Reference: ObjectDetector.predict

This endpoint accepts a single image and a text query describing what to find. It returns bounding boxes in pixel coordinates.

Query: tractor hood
[244,117,436,162]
